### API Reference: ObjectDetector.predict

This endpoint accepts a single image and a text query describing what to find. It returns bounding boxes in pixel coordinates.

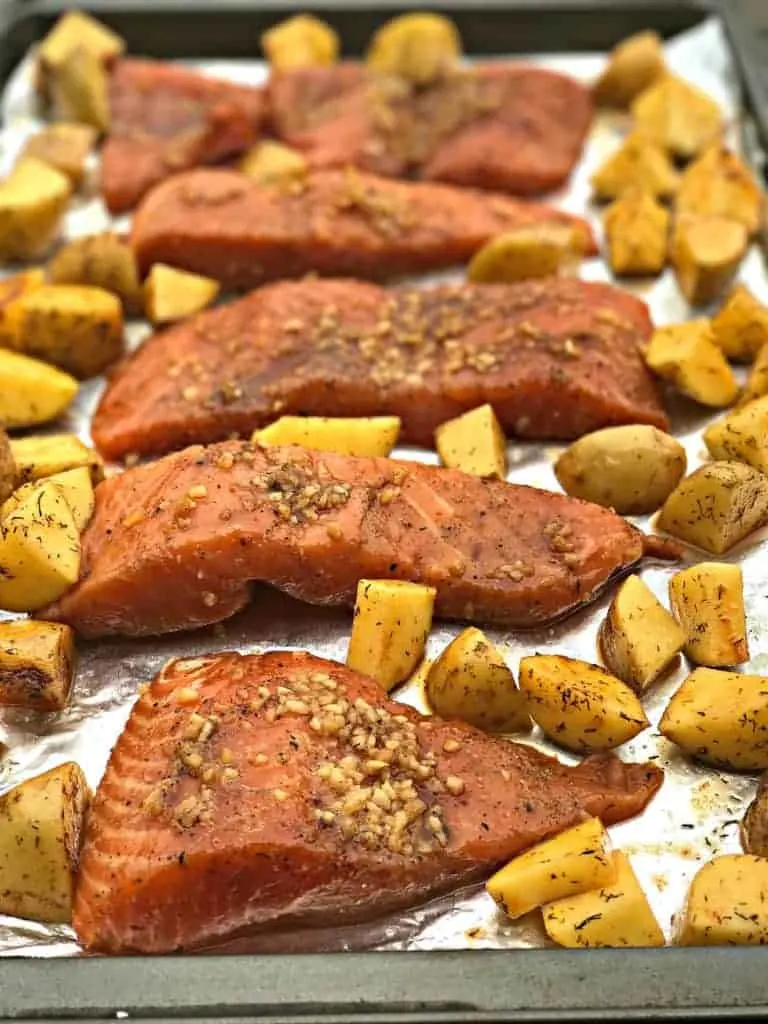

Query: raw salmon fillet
[44,441,667,639]
[92,277,665,460]
[73,650,663,953]
[268,63,592,195]
[102,59,265,214]
[130,167,596,289]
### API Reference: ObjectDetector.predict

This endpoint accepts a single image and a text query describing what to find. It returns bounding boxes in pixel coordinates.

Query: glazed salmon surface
[73,651,663,953]
[44,441,657,639]
[92,277,665,460]
[130,167,596,289]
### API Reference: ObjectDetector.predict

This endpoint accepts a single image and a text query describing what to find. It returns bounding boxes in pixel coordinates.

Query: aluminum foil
[0,16,765,957]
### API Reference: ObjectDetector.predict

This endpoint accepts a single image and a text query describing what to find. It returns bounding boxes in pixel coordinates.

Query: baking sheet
[0,15,765,957]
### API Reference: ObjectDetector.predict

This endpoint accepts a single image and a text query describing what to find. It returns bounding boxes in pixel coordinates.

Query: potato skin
[0,429,14,504]
[742,773,768,857]
[712,285,768,362]
[467,224,581,283]
[668,562,749,668]
[593,31,665,108]
[48,233,143,314]
[0,619,76,711]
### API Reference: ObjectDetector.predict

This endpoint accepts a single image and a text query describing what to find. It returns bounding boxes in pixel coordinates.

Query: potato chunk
[21,123,96,187]
[435,404,507,479]
[554,425,686,515]
[670,215,748,307]
[0,349,78,430]
[262,14,339,70]
[256,415,401,458]
[668,563,748,667]
[741,343,768,408]
[711,285,768,363]
[346,579,436,692]
[660,668,768,771]
[424,627,530,734]
[487,817,615,920]
[518,654,649,753]
[36,11,124,98]
[600,574,685,692]
[591,133,679,201]
[0,619,76,711]
[604,189,669,276]
[657,461,768,555]
[0,157,71,261]
[367,13,461,85]
[704,396,768,474]
[48,233,143,314]
[0,429,14,504]
[49,45,110,132]
[631,75,723,160]
[544,851,665,948]
[9,433,103,486]
[468,224,582,283]
[741,774,768,856]
[239,141,308,187]
[676,146,763,236]
[144,263,220,325]
[680,856,768,946]
[593,31,666,108]
[5,467,94,534]
[645,320,738,407]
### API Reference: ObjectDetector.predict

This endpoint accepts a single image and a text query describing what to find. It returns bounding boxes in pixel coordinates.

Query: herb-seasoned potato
[631,75,723,160]
[435,404,507,479]
[367,12,461,85]
[645,321,738,407]
[5,467,95,534]
[424,627,530,734]
[741,774,768,856]
[657,461,768,555]
[36,11,124,99]
[676,146,763,236]
[603,189,669,276]
[600,574,685,692]
[0,269,47,347]
[0,430,14,504]
[543,850,665,948]
[467,223,582,283]
[21,123,96,187]
[670,215,748,307]
[239,141,308,187]
[554,425,686,515]
[740,343,768,407]
[593,31,666,108]
[48,233,143,314]
[590,133,679,201]
[144,263,220,325]
[0,349,78,430]
[256,415,401,458]
[518,654,649,753]
[346,579,436,692]
[679,856,768,946]
[262,14,339,70]
[660,667,768,770]
[704,396,768,474]
[9,433,103,486]
[49,45,110,132]
[487,817,616,920]
[0,619,76,711]
[711,285,768,363]
[668,563,748,667]
[0,157,71,261]
[0,762,90,923]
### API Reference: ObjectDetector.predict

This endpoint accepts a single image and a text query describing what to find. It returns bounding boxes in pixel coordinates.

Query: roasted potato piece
[660,667,768,771]
[5,467,95,534]
[239,141,308,187]
[467,224,582,283]
[543,850,665,948]
[487,817,615,920]
[262,14,339,70]
[0,619,76,711]
[676,146,763,237]
[741,774,768,856]
[36,11,124,98]
[367,12,461,85]
[518,654,649,754]
[631,75,723,160]
[144,263,220,325]
[591,133,679,201]
[554,425,686,515]
[49,45,110,132]
[604,188,669,276]
[711,285,768,363]
[668,562,748,667]
[704,396,768,474]
[48,233,142,314]
[0,269,47,348]
[741,343,768,407]
[593,31,666,108]
[424,627,530,734]
[256,415,401,458]
[670,215,748,307]
[657,461,768,555]
[9,433,103,486]
[0,429,14,504]
[0,157,71,261]
[0,761,90,924]
[21,123,96,188]
[0,349,78,430]
[346,579,436,692]
[645,320,738,407]
[600,574,685,692]
[435,404,507,479]
[679,855,768,946]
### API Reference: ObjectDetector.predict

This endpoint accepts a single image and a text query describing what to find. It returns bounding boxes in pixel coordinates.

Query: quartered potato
[256,416,401,458]
[657,461,768,555]
[660,667,768,771]
[679,856,768,946]
[600,574,685,692]
[262,14,339,70]
[21,122,97,187]
[144,263,220,325]
[49,45,110,132]
[741,774,768,856]
[467,224,582,283]
[670,215,748,308]
[645,321,738,407]
[435,404,507,479]
[0,349,78,430]
[48,233,143,314]
[554,425,686,515]
[704,396,768,475]
[0,157,71,261]
[346,579,436,692]
[676,146,763,237]
[631,75,723,160]
[5,467,95,534]
[543,851,665,948]
[590,133,679,201]
[668,563,749,668]
[367,12,461,85]
[239,141,308,187]
[424,627,530,734]
[741,343,768,407]
[518,654,649,753]
[36,10,124,99]
[0,430,14,504]
[604,188,669,276]
[593,31,666,108]
[0,619,76,711]
[486,817,615,920]
[712,285,768,363]
[10,433,103,486]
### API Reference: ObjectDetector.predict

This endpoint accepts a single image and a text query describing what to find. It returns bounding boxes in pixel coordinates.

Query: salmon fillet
[92,277,665,460]
[268,63,593,195]
[73,650,663,953]
[44,441,665,639]
[102,59,265,214]
[130,167,597,289]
